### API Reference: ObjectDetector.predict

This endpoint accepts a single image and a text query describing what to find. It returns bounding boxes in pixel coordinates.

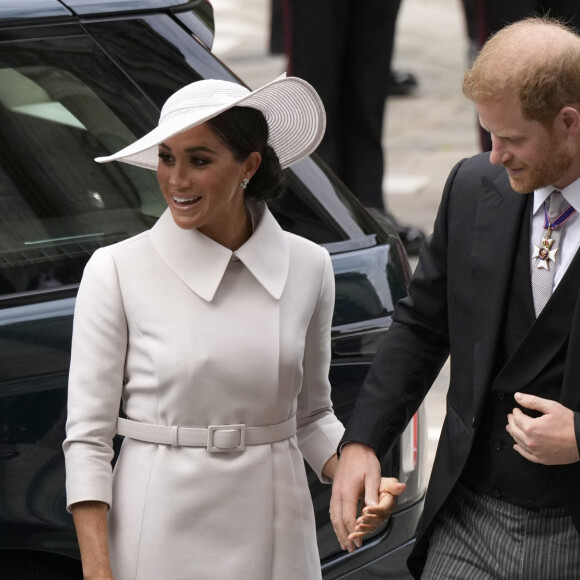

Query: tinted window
[0,29,166,298]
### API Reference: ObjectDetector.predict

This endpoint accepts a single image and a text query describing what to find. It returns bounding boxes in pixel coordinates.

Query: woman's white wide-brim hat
[95,73,325,170]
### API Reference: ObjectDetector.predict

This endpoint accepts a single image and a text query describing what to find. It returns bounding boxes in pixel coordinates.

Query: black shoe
[387,70,418,96]
[366,207,426,256]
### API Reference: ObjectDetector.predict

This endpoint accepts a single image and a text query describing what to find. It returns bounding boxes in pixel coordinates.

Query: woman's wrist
[323,453,339,480]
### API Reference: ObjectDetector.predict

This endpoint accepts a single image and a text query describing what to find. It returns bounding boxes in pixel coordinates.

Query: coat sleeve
[296,248,345,483]
[63,248,127,511]
[341,159,468,457]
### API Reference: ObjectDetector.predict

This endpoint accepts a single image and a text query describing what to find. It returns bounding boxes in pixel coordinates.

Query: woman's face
[157,122,259,247]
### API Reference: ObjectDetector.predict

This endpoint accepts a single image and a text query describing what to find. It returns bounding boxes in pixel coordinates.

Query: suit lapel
[470,170,529,416]
[493,243,580,394]
[562,287,580,408]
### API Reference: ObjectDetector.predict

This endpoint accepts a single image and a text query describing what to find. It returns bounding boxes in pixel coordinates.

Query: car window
[0,31,164,299]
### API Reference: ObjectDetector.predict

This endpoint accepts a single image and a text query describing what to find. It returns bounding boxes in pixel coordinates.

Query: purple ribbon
[543,202,576,231]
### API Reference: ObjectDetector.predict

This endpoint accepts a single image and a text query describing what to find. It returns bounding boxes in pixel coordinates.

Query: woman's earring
[240,178,249,190]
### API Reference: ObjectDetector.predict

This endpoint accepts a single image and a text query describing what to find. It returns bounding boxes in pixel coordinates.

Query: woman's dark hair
[206,106,287,201]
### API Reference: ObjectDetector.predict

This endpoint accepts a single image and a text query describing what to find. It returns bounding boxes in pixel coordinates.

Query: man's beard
[507,137,575,193]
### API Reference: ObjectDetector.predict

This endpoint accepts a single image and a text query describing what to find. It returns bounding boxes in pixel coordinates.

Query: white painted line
[384,174,429,195]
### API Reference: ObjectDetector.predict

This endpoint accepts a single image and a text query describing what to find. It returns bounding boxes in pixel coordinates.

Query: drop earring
[240,178,249,190]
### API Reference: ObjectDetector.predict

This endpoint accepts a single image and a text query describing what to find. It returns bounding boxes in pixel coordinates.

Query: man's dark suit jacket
[343,152,580,579]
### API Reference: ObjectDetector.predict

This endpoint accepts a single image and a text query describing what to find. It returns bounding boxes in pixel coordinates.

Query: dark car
[0,1,426,578]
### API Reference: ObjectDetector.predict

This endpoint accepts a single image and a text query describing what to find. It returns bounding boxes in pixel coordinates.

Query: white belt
[117,416,296,453]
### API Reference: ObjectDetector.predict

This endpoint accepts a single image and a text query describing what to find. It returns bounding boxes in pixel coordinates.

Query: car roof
[0,0,199,21]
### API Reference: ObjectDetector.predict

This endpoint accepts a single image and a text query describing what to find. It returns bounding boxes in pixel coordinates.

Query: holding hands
[330,443,406,553]
[347,478,407,544]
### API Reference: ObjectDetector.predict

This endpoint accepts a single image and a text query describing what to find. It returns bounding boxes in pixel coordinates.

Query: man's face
[477,96,575,193]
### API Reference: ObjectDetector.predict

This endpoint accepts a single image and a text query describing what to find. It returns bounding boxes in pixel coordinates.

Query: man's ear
[557,106,580,136]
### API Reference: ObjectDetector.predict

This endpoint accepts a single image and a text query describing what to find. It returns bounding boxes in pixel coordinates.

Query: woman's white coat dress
[63,202,345,579]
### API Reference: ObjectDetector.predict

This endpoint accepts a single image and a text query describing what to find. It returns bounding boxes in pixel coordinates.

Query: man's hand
[506,392,579,465]
[330,443,404,552]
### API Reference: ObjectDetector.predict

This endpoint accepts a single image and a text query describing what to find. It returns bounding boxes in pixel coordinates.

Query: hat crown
[160,79,250,123]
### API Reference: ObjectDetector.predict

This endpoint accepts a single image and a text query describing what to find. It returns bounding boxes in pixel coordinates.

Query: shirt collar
[234,201,289,300]
[149,201,289,302]
[533,178,580,215]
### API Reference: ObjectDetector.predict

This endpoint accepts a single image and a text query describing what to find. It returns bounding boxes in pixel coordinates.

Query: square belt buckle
[207,424,246,452]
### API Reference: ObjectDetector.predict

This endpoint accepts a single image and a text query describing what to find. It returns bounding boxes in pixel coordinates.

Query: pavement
[209,0,481,471]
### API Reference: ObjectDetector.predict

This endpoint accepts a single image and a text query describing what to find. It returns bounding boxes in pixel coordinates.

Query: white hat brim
[95,74,325,170]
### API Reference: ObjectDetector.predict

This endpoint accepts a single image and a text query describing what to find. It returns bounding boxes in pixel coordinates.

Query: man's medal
[532,202,576,270]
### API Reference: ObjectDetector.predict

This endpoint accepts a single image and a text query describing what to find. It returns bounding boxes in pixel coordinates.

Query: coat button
[494,440,503,451]
[493,489,502,499]
[497,392,505,400]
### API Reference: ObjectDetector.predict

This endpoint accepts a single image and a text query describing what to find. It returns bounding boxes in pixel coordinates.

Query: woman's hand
[347,477,406,546]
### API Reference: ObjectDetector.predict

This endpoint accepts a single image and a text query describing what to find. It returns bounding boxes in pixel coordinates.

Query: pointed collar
[533,177,580,215]
[149,201,289,302]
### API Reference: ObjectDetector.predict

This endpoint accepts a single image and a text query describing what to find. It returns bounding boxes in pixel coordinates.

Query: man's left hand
[506,393,579,465]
